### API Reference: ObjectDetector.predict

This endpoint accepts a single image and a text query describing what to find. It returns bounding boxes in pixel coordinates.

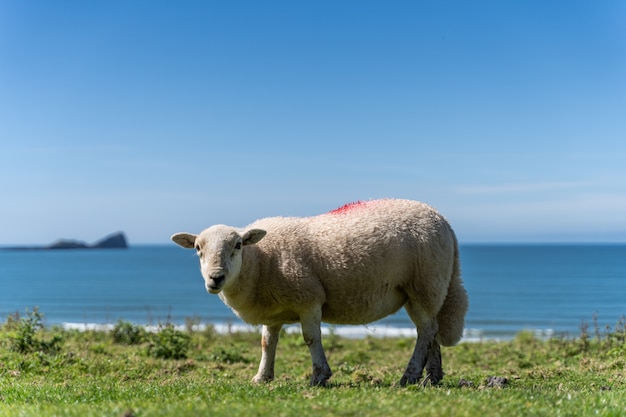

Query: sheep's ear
[242,229,266,246]
[171,233,197,249]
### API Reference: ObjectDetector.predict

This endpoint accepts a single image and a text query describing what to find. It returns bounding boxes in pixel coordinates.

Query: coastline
[60,321,556,343]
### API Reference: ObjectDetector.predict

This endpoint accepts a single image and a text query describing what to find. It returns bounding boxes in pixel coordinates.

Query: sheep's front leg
[301,312,332,386]
[252,324,282,383]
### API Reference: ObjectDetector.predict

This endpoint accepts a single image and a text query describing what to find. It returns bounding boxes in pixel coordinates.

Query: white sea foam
[61,322,494,342]
[63,322,115,332]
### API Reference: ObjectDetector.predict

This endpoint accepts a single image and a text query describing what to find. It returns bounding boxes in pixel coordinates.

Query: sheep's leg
[422,341,443,386]
[252,324,282,383]
[301,311,332,386]
[401,302,439,386]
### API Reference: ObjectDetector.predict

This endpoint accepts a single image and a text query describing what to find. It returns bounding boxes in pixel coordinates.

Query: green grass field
[0,310,624,417]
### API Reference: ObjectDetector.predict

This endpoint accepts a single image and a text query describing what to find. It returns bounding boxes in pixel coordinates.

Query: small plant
[4,307,62,354]
[184,316,201,333]
[325,325,344,352]
[146,324,190,360]
[604,315,626,357]
[112,321,144,345]
[579,319,590,353]
[209,345,251,364]
[612,315,626,343]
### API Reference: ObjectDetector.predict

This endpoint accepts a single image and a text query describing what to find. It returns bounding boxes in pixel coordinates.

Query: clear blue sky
[1,1,625,244]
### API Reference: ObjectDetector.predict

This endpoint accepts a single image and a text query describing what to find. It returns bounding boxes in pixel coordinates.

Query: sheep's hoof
[309,377,330,387]
[399,374,441,387]
[251,374,273,384]
[309,368,332,387]
[400,360,428,387]
[399,375,421,386]
[309,373,332,387]
[421,372,442,387]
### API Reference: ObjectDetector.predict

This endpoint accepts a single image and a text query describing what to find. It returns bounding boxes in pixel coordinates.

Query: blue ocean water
[1,245,625,340]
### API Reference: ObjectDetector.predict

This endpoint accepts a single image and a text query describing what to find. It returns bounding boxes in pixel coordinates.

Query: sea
[1,244,625,341]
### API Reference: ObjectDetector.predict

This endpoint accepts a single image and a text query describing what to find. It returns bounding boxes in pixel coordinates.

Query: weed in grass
[2,307,62,355]
[145,323,190,360]
[112,321,145,345]
[209,345,252,364]
[324,325,344,352]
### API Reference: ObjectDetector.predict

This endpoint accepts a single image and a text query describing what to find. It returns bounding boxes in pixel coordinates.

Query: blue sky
[1,1,625,244]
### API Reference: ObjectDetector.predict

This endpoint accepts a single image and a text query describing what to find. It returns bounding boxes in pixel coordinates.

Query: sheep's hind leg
[301,309,332,386]
[252,324,282,383]
[422,341,443,386]
[400,303,439,386]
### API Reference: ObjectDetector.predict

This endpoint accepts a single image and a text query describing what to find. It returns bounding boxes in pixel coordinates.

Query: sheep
[171,199,468,386]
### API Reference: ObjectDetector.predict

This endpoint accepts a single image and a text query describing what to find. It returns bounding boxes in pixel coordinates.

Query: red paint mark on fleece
[328,200,369,215]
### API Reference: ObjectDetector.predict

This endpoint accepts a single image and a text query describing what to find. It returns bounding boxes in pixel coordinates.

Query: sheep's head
[171,225,266,294]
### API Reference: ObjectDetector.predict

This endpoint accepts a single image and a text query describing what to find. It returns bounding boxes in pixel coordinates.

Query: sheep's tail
[436,233,469,346]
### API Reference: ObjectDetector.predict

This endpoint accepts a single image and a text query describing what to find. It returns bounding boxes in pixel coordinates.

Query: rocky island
[4,232,128,250]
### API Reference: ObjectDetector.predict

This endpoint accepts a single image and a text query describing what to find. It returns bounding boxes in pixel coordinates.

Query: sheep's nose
[206,275,226,294]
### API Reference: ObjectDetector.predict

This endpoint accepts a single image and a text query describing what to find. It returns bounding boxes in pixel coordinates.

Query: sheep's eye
[234,242,242,250]
[195,245,200,251]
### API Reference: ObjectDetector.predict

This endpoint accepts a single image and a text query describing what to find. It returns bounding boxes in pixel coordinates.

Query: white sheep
[171,199,468,386]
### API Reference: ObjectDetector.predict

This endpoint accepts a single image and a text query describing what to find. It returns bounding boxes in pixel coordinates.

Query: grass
[0,310,624,417]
